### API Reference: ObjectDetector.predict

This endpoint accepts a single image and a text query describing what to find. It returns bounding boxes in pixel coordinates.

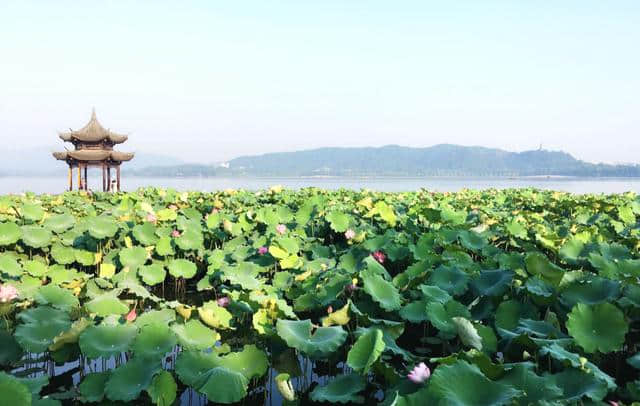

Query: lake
[2,176,640,195]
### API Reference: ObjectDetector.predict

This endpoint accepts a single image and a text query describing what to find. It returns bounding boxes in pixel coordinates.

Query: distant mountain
[226,144,640,177]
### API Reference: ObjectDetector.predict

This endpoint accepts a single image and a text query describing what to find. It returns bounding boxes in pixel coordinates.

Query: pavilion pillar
[77,164,82,190]
[107,166,111,192]
[68,165,72,191]
[116,166,121,192]
[102,163,106,192]
[84,165,88,191]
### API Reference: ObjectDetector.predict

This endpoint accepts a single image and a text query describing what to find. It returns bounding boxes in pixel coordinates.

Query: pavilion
[52,109,134,192]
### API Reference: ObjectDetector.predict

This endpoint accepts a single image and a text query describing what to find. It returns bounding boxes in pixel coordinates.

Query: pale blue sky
[1,1,639,164]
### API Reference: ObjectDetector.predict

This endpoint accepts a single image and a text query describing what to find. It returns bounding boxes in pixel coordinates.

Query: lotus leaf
[347,328,385,373]
[79,323,138,359]
[326,211,350,232]
[452,317,483,350]
[135,309,176,327]
[0,329,23,365]
[119,246,148,269]
[471,269,513,297]
[84,292,129,316]
[104,358,160,402]
[560,277,620,308]
[276,319,347,358]
[21,225,52,248]
[499,363,563,404]
[155,236,174,256]
[198,300,233,329]
[44,213,75,234]
[0,371,32,406]
[426,300,471,334]
[0,253,22,277]
[147,370,177,406]
[34,285,79,310]
[525,252,564,286]
[49,318,91,351]
[21,203,44,222]
[172,319,218,350]
[309,374,366,404]
[0,222,21,246]
[14,306,71,353]
[138,263,166,285]
[167,258,197,279]
[50,244,75,265]
[132,222,159,246]
[78,372,111,402]
[428,265,469,296]
[131,322,177,359]
[87,216,119,239]
[361,269,401,311]
[566,303,628,353]
[551,368,608,401]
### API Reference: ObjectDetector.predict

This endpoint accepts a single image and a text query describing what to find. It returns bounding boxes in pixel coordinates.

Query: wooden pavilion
[52,109,134,192]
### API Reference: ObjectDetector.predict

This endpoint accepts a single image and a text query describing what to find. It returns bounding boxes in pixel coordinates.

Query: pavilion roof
[58,109,128,144]
[52,150,134,162]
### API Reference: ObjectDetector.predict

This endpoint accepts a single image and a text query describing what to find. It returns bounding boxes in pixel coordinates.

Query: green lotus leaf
[84,292,129,316]
[0,371,32,406]
[14,275,41,299]
[167,258,197,279]
[78,372,111,402]
[419,284,452,304]
[74,249,95,266]
[426,300,471,334]
[147,370,177,406]
[551,368,608,401]
[525,252,564,286]
[470,269,513,297]
[79,323,138,359]
[21,226,52,249]
[195,367,248,404]
[34,285,79,310]
[172,319,218,350]
[50,244,75,265]
[198,301,233,329]
[505,219,528,239]
[23,260,47,277]
[428,265,469,296]
[361,269,401,311]
[87,216,119,240]
[538,344,616,389]
[14,306,71,353]
[132,222,159,246]
[452,317,483,350]
[309,374,366,404]
[138,263,166,286]
[560,277,620,308]
[131,322,177,359]
[0,329,23,365]
[214,344,269,380]
[0,253,23,277]
[221,262,262,290]
[499,363,562,404]
[49,318,91,351]
[566,303,628,353]
[429,361,522,405]
[276,319,347,359]
[105,358,160,402]
[0,222,21,246]
[135,309,176,327]
[347,328,385,373]
[559,237,585,264]
[326,211,350,232]
[175,229,204,251]
[44,213,75,234]
[458,230,487,251]
[21,203,44,222]
[399,300,429,323]
[119,246,148,269]
[494,299,537,331]
[155,236,175,257]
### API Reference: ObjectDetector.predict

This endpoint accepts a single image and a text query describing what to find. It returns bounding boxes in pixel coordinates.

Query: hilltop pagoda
[53,109,134,192]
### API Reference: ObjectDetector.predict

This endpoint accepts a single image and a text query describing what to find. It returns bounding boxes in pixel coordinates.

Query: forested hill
[226,144,640,177]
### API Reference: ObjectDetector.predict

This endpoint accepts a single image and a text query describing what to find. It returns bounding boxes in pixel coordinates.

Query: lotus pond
[0,187,639,405]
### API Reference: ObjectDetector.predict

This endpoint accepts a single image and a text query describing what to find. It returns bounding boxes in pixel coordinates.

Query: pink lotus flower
[276,224,287,235]
[217,296,230,307]
[125,308,137,322]
[407,362,430,384]
[146,213,157,223]
[0,284,18,303]
[344,229,356,240]
[171,229,181,238]
[372,251,386,264]
[211,208,219,214]
[168,204,178,210]
[327,306,333,314]
[608,402,619,406]
[258,246,268,255]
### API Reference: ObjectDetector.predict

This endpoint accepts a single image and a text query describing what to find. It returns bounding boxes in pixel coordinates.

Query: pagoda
[52,109,134,192]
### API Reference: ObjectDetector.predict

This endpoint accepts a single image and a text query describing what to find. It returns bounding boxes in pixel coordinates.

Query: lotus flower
[372,250,386,264]
[211,208,219,214]
[146,213,157,223]
[258,246,268,255]
[217,296,230,307]
[125,308,137,322]
[168,204,178,210]
[171,229,181,238]
[407,362,431,383]
[276,224,287,235]
[344,229,356,240]
[0,284,18,303]
[327,306,333,314]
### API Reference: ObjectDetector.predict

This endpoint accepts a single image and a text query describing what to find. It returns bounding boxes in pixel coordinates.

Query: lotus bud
[327,306,333,314]
[372,250,386,264]
[579,356,588,369]
[217,296,230,308]
[125,308,137,322]
[171,229,181,238]
[407,362,431,384]
[522,350,531,360]
[275,373,295,401]
[0,284,19,303]
[276,224,287,235]
[344,229,356,240]
[258,246,268,255]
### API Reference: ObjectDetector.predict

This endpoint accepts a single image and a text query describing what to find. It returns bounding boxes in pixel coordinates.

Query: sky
[1,1,639,164]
